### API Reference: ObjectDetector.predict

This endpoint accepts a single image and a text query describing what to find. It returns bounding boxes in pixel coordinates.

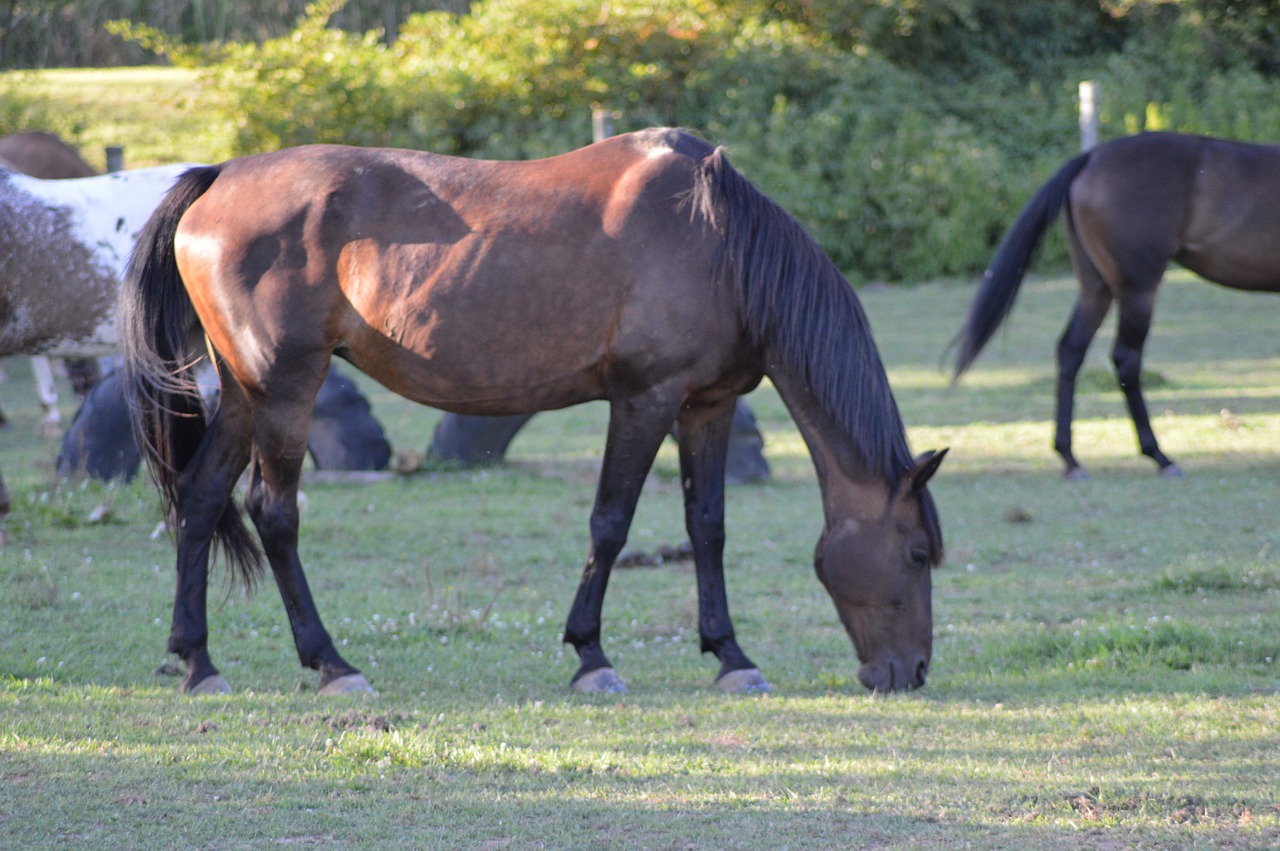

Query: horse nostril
[913,658,929,687]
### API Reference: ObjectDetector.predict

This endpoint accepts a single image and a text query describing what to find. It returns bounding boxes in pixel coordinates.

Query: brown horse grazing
[953,132,1280,479]
[121,128,945,697]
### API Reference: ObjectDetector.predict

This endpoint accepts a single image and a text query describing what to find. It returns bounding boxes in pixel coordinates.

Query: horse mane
[687,145,912,478]
[687,144,943,565]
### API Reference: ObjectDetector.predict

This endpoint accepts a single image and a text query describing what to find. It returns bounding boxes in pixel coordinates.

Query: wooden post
[383,0,398,44]
[105,145,124,173]
[592,108,615,143]
[1078,81,1099,151]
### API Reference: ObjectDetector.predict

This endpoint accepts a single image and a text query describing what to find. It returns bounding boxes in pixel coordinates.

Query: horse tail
[120,164,263,589]
[951,149,1094,379]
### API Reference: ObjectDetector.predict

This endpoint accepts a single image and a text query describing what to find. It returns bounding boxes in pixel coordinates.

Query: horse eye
[909,548,930,568]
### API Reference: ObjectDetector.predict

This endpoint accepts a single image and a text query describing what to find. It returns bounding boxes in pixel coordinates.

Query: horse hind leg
[675,399,769,693]
[167,402,256,694]
[1112,292,1181,476]
[31,356,61,435]
[563,390,682,694]
[242,389,371,694]
[1055,223,1115,480]
[1055,298,1112,480]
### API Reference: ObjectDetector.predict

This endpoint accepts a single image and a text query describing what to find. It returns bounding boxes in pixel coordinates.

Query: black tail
[951,150,1094,379]
[119,164,263,588]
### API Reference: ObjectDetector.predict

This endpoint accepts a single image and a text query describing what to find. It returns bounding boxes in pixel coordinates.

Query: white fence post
[592,108,615,143]
[1079,81,1099,151]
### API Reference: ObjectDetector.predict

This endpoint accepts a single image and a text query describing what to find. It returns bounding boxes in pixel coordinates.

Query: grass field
[1,66,234,168]
[1,67,1278,850]
[1,269,1277,848]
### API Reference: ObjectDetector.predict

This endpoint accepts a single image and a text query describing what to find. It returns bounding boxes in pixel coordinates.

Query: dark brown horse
[953,132,1280,479]
[0,130,96,179]
[121,128,945,697]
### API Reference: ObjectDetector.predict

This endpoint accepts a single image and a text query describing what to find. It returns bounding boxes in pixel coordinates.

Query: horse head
[813,449,946,692]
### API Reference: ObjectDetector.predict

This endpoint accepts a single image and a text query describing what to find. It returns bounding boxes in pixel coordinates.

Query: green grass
[0,66,234,167]
[1,66,1278,847]
[1,272,1277,848]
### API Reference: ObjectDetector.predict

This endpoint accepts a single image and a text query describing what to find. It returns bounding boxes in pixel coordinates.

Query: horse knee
[689,524,725,554]
[244,483,299,547]
[588,512,631,564]
[1112,346,1142,390]
[175,479,232,534]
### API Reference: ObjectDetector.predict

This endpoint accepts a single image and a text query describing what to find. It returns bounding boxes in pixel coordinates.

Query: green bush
[119,0,1280,283]
[1097,7,1280,143]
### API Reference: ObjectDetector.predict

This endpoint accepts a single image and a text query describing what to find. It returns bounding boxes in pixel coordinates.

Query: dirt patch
[616,541,693,568]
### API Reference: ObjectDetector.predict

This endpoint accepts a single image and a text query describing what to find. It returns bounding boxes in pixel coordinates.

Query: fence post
[383,0,398,44]
[105,145,124,173]
[1078,81,1099,151]
[592,108,615,143]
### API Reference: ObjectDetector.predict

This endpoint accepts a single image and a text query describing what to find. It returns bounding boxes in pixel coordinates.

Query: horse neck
[768,366,894,523]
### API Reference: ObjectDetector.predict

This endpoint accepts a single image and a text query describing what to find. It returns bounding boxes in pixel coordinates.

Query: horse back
[174,132,752,414]
[1071,133,1280,290]
[0,131,95,179]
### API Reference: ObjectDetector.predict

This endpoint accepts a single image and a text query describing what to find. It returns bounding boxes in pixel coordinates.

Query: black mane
[687,142,942,565]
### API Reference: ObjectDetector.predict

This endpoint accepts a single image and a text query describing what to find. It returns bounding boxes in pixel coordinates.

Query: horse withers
[953,132,1280,479]
[122,129,945,697]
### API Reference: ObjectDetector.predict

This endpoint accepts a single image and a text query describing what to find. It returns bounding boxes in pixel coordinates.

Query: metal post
[1078,81,1099,151]
[592,108,615,143]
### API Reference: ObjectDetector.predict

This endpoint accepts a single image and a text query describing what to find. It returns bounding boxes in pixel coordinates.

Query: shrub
[118,0,1280,282]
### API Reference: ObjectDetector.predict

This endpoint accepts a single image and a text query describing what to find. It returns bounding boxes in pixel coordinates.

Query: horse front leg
[563,392,679,694]
[245,402,370,695]
[676,399,768,693]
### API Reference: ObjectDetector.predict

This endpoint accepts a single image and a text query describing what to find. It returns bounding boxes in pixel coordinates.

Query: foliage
[1095,4,1280,142]
[0,1,463,68]
[153,6,411,152]
[19,2,1280,281]
[129,0,1062,280]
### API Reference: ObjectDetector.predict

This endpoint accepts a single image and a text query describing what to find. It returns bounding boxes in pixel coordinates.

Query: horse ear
[906,448,948,493]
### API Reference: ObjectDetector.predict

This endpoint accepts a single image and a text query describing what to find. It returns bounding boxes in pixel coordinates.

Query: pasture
[1,270,1276,847]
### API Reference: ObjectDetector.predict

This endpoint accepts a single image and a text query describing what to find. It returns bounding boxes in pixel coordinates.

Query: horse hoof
[186,674,232,696]
[319,673,376,696]
[572,667,628,694]
[1063,467,1090,482]
[1159,464,1185,478]
[715,668,771,694]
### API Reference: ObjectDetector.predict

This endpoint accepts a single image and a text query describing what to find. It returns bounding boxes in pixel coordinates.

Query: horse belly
[1179,213,1280,291]
[339,244,620,414]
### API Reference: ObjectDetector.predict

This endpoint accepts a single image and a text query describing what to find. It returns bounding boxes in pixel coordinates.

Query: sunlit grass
[1,66,235,167]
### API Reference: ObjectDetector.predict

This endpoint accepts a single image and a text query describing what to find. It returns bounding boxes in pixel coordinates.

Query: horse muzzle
[857,655,929,692]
